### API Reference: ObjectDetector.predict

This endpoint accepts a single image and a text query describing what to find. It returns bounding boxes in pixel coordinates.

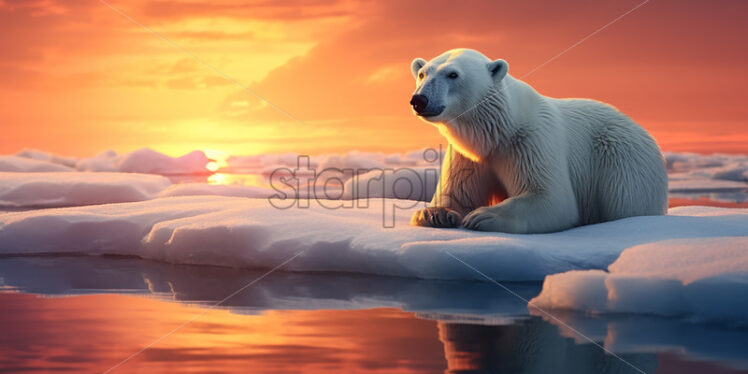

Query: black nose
[410,94,429,114]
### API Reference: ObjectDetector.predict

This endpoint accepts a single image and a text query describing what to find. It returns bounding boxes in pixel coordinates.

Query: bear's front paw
[462,207,526,233]
[461,207,498,231]
[411,207,462,228]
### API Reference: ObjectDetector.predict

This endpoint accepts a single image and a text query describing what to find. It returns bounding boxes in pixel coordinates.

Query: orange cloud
[1,0,746,156]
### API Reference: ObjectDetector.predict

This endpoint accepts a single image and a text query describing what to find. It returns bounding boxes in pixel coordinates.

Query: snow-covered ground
[0,148,746,324]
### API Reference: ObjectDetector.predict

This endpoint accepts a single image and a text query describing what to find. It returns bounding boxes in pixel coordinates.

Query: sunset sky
[2,0,746,157]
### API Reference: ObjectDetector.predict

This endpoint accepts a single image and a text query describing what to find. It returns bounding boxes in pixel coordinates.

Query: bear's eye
[448,72,458,79]
[418,72,424,79]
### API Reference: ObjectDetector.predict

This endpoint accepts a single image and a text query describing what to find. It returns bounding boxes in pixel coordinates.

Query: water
[1,255,747,373]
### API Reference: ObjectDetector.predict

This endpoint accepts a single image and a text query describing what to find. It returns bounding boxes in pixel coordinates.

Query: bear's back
[550,97,668,224]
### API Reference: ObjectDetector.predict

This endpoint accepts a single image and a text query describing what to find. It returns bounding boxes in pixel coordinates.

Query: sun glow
[204,149,230,172]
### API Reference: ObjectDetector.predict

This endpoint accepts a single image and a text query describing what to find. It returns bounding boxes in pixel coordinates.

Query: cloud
[138,0,354,22]
[233,0,748,148]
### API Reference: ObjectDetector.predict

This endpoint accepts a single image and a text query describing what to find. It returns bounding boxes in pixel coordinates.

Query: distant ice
[3,149,746,202]
[10,148,211,175]
[75,148,210,174]
[665,152,748,182]
[0,198,745,284]
[0,172,172,208]
[222,148,441,174]
[15,149,79,168]
[343,167,439,201]
[0,156,74,172]
[667,179,748,193]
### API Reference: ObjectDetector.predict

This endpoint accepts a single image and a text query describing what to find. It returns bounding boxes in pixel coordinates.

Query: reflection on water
[0,294,447,373]
[438,321,656,374]
[1,256,748,373]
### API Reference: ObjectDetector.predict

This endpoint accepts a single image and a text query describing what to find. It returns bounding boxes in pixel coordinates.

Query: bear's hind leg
[594,127,668,221]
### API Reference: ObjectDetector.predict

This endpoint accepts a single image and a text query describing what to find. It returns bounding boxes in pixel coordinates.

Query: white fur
[410,49,668,233]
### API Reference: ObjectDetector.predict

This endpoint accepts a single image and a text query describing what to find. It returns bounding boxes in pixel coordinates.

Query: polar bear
[409,49,667,233]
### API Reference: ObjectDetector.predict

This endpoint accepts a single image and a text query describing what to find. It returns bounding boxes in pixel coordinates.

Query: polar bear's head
[409,49,508,123]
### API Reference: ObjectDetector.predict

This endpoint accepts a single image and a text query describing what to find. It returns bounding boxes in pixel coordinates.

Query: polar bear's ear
[488,59,509,82]
[411,58,427,79]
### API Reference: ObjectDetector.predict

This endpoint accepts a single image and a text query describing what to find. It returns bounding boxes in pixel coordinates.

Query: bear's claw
[462,207,528,233]
[411,207,462,228]
[461,208,495,230]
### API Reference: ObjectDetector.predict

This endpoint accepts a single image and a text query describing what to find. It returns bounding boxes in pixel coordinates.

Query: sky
[1,0,747,157]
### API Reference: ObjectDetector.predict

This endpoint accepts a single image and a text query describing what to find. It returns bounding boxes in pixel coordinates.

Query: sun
[204,149,230,172]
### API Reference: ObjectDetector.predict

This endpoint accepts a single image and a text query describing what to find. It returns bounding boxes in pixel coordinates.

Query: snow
[0,172,172,208]
[159,183,273,199]
[1,197,745,284]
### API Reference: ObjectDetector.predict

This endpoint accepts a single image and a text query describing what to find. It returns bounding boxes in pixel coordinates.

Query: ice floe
[0,198,745,283]
[531,230,748,323]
